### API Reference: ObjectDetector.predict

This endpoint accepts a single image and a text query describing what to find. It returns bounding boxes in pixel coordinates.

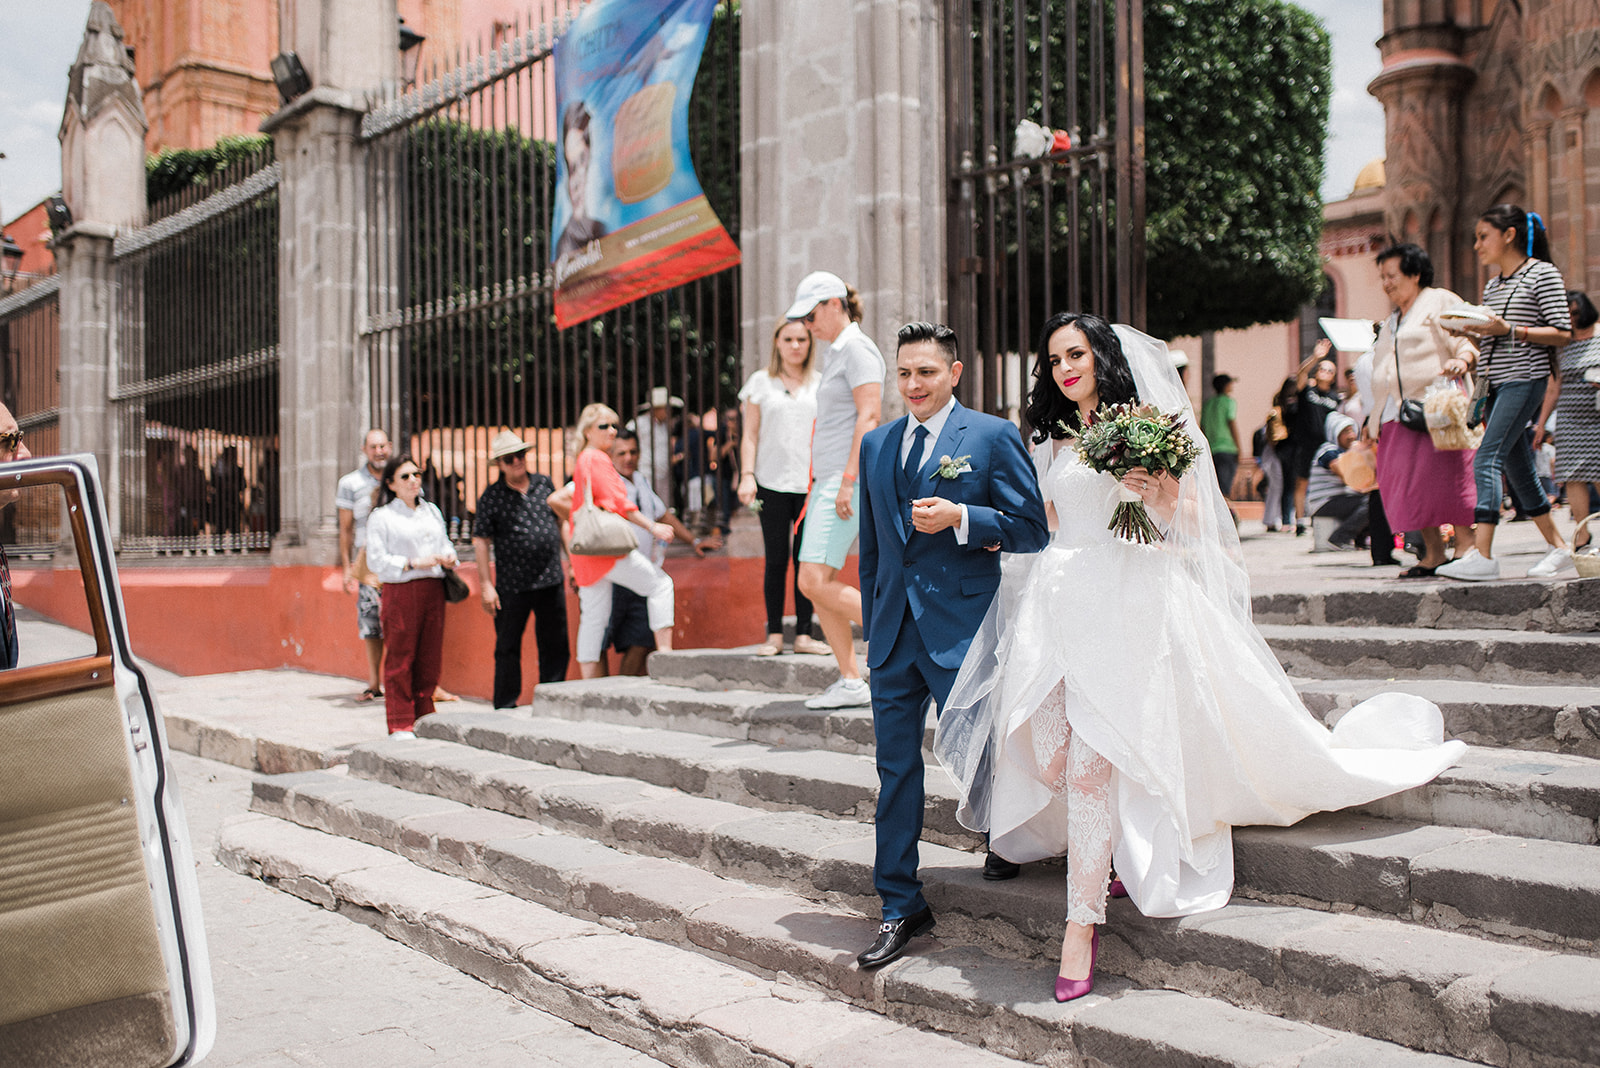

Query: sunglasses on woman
[396,471,421,481]
[594,422,617,431]
[0,430,22,452]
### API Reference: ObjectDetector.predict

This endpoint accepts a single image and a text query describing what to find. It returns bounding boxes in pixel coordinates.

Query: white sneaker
[389,729,416,739]
[1436,549,1500,582]
[1527,546,1575,578]
[805,676,872,709]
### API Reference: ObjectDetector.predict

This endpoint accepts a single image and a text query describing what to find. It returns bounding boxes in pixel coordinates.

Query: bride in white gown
[932,313,1467,1002]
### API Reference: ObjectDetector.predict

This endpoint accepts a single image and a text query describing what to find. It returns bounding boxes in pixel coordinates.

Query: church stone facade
[1373,0,1600,300]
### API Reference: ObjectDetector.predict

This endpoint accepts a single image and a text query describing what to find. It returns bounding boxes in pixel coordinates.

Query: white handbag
[569,477,640,556]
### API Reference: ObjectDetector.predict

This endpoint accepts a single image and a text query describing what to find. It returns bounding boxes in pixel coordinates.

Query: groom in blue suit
[855,321,1049,968]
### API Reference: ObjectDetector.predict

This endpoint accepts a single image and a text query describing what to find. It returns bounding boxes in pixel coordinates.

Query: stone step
[530,675,894,754]
[647,647,852,694]
[486,685,1600,846]
[1299,678,1600,758]
[213,814,1032,1068]
[234,774,1501,1066]
[1354,744,1600,845]
[1252,578,1600,634]
[367,716,1600,946]
[1258,623,1600,684]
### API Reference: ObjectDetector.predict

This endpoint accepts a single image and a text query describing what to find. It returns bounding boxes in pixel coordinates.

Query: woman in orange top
[571,403,678,677]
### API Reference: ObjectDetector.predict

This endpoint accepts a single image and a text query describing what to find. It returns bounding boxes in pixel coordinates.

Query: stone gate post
[739,0,946,414]
[263,0,396,564]
[56,1,148,537]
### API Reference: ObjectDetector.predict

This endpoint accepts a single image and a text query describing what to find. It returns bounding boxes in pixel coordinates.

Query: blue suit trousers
[871,603,960,920]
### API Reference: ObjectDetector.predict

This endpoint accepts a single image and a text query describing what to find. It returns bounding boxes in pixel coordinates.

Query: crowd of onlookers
[1202,204,1599,583]
[342,208,1600,735]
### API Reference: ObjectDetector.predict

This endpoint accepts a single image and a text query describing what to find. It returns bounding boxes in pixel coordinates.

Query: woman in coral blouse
[570,403,678,678]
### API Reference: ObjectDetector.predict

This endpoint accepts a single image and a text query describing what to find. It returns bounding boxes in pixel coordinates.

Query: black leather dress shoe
[856,907,935,969]
[982,851,1020,881]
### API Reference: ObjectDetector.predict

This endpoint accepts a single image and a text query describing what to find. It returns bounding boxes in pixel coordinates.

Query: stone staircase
[217,578,1600,1067]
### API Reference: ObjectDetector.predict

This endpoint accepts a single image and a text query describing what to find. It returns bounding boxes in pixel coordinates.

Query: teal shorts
[798,474,860,570]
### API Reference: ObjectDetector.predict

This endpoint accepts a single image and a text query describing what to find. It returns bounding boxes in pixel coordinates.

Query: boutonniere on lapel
[929,454,973,481]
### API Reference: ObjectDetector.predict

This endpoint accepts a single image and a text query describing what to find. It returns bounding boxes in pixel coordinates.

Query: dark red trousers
[380,578,445,733]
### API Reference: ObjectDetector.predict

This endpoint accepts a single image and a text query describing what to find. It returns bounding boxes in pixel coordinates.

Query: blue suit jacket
[858,401,1048,671]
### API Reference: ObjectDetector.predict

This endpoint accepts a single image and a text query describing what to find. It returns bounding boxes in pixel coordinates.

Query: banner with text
[550,0,739,329]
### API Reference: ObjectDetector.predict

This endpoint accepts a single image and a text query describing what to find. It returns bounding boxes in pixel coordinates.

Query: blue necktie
[904,425,928,488]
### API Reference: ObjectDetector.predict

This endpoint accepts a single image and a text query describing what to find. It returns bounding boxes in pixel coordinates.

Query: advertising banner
[550,0,740,329]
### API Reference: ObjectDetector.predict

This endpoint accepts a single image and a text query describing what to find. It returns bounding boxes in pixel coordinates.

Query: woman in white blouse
[738,319,824,655]
[365,455,459,736]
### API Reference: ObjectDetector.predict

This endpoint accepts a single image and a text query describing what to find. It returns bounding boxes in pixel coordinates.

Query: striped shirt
[1479,258,1570,385]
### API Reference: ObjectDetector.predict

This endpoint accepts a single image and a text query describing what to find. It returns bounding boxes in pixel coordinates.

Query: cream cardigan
[1367,286,1479,432]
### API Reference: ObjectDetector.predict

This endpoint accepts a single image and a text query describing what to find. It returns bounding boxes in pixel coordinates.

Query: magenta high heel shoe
[1108,878,1127,899]
[1054,927,1099,1003]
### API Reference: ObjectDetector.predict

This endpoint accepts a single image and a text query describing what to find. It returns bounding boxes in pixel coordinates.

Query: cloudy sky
[0,1,1385,222]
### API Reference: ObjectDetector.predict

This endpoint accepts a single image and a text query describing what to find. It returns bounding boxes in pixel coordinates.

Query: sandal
[792,635,830,655]
[357,687,383,703]
[432,686,460,702]
[755,635,783,657]
[1398,564,1438,578]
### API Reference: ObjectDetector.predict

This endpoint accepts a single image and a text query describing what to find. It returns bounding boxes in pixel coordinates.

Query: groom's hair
[897,321,959,366]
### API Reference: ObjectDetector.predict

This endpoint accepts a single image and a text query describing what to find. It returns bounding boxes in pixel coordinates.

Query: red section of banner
[554,219,740,329]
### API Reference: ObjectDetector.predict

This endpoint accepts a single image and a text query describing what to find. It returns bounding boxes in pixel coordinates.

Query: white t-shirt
[335,465,382,548]
[738,368,819,494]
[810,322,885,479]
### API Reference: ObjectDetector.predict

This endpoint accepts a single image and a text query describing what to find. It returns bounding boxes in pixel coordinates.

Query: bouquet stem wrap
[1111,484,1164,544]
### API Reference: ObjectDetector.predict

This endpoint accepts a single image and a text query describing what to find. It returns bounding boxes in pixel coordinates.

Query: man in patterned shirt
[472,431,570,707]
[336,429,391,700]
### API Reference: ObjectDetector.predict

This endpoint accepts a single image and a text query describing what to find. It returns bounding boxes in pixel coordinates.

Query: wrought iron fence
[0,276,63,552]
[113,142,280,555]
[945,0,1144,422]
[361,0,741,538]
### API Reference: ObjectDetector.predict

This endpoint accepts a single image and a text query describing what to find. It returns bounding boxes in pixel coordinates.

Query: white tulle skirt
[933,533,1468,918]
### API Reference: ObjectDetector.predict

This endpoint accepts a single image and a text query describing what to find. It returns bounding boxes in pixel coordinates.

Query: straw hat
[488,430,531,461]
[638,386,685,412]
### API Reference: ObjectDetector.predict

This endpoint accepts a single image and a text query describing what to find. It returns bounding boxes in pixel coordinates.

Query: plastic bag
[1423,377,1482,451]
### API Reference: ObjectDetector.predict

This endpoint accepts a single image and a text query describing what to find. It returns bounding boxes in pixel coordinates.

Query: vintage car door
[0,454,214,1066]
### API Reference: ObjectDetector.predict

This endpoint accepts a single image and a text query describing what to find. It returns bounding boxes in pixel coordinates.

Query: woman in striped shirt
[1438,205,1575,581]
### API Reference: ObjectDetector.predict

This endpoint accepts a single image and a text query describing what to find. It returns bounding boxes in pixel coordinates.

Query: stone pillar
[263,0,397,564]
[739,0,945,415]
[1561,108,1586,280]
[1369,17,1475,295]
[56,1,148,539]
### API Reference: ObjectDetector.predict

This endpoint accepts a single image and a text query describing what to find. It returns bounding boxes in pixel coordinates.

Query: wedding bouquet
[1073,403,1201,544]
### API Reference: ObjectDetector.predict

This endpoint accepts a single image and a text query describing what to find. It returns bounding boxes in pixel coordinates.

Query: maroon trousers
[380,577,445,733]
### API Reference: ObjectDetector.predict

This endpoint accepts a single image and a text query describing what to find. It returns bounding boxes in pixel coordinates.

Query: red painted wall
[14,556,858,703]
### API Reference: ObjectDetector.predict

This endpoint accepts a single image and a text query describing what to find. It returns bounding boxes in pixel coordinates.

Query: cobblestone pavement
[174,751,670,1068]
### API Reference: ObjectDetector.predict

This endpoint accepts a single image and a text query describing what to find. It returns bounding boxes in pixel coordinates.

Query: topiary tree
[1142,0,1331,339]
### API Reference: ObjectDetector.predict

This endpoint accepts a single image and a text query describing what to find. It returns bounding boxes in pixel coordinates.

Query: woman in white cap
[786,271,885,710]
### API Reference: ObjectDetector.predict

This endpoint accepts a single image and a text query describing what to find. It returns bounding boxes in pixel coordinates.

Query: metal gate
[0,278,62,553]
[945,0,1144,419]
[360,0,740,537]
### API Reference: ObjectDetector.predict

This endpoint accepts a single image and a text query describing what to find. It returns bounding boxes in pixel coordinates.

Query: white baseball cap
[785,271,849,321]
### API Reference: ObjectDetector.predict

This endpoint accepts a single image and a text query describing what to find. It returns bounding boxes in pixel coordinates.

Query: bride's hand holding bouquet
[1073,402,1200,544]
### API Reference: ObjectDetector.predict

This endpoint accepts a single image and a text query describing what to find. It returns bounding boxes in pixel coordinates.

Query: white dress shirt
[899,396,970,544]
[366,498,458,583]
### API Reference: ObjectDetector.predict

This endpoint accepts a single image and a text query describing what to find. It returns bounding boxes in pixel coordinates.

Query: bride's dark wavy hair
[1024,311,1140,442]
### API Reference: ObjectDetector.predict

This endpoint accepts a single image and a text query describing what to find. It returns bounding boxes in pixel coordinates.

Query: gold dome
[1352,158,1386,193]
